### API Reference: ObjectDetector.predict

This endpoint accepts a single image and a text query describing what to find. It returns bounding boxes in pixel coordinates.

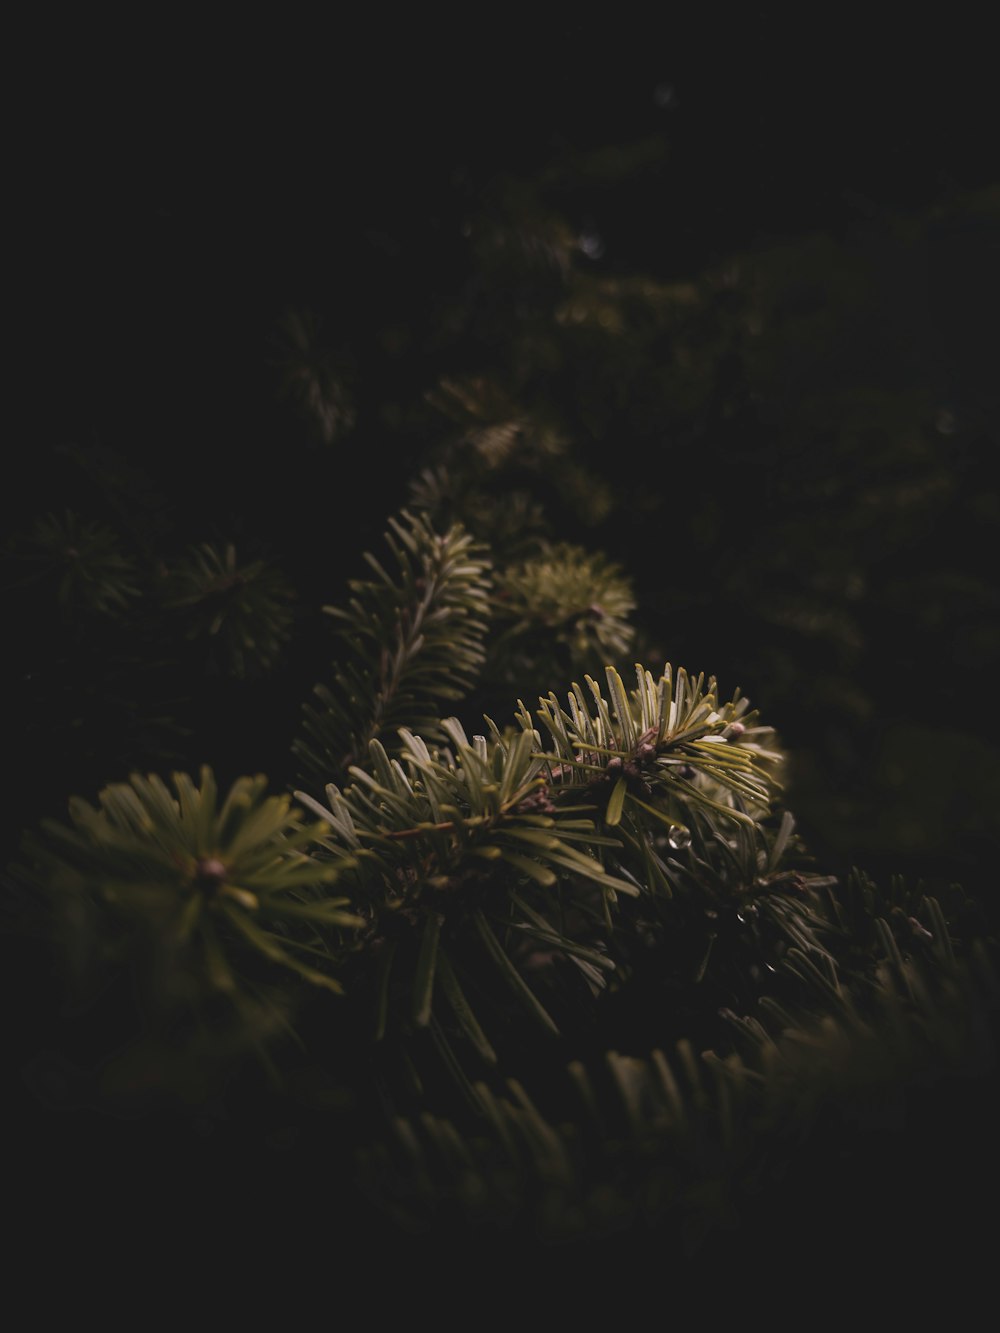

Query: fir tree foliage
[9,509,141,616]
[407,469,636,693]
[408,463,548,562]
[10,497,999,1252]
[12,69,1000,1269]
[293,661,783,1071]
[19,766,362,1007]
[270,307,357,446]
[163,541,296,678]
[490,544,635,687]
[297,716,636,1052]
[355,870,998,1251]
[294,509,493,790]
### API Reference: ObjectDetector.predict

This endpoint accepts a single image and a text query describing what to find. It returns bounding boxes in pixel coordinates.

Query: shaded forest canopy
[13,45,999,887]
[6,32,1000,1292]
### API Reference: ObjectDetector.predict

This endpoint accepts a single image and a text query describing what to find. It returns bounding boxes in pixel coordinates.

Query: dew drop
[667,825,691,850]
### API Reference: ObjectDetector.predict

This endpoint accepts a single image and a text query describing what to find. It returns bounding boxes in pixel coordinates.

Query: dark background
[6,20,1000,1296]
[12,26,1000,882]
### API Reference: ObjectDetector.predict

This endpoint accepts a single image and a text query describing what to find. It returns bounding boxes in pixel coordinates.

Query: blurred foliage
[368,178,1000,898]
[8,510,141,616]
[357,872,997,1253]
[14,766,362,1106]
[162,541,296,678]
[6,89,999,1273]
[487,544,635,699]
[269,307,358,446]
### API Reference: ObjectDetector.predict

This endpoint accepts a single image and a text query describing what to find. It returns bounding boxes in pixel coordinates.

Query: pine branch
[6,509,141,616]
[16,766,362,1008]
[296,718,635,1049]
[162,541,296,677]
[355,877,999,1249]
[527,662,781,829]
[487,543,636,689]
[293,662,783,1064]
[293,509,492,791]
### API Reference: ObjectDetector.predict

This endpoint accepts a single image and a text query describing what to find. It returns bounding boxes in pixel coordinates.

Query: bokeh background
[5,18,1000,1300]
[11,26,999,901]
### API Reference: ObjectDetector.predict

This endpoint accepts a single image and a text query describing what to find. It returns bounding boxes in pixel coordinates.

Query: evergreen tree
[7,498,998,1285]
[7,39,999,1301]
